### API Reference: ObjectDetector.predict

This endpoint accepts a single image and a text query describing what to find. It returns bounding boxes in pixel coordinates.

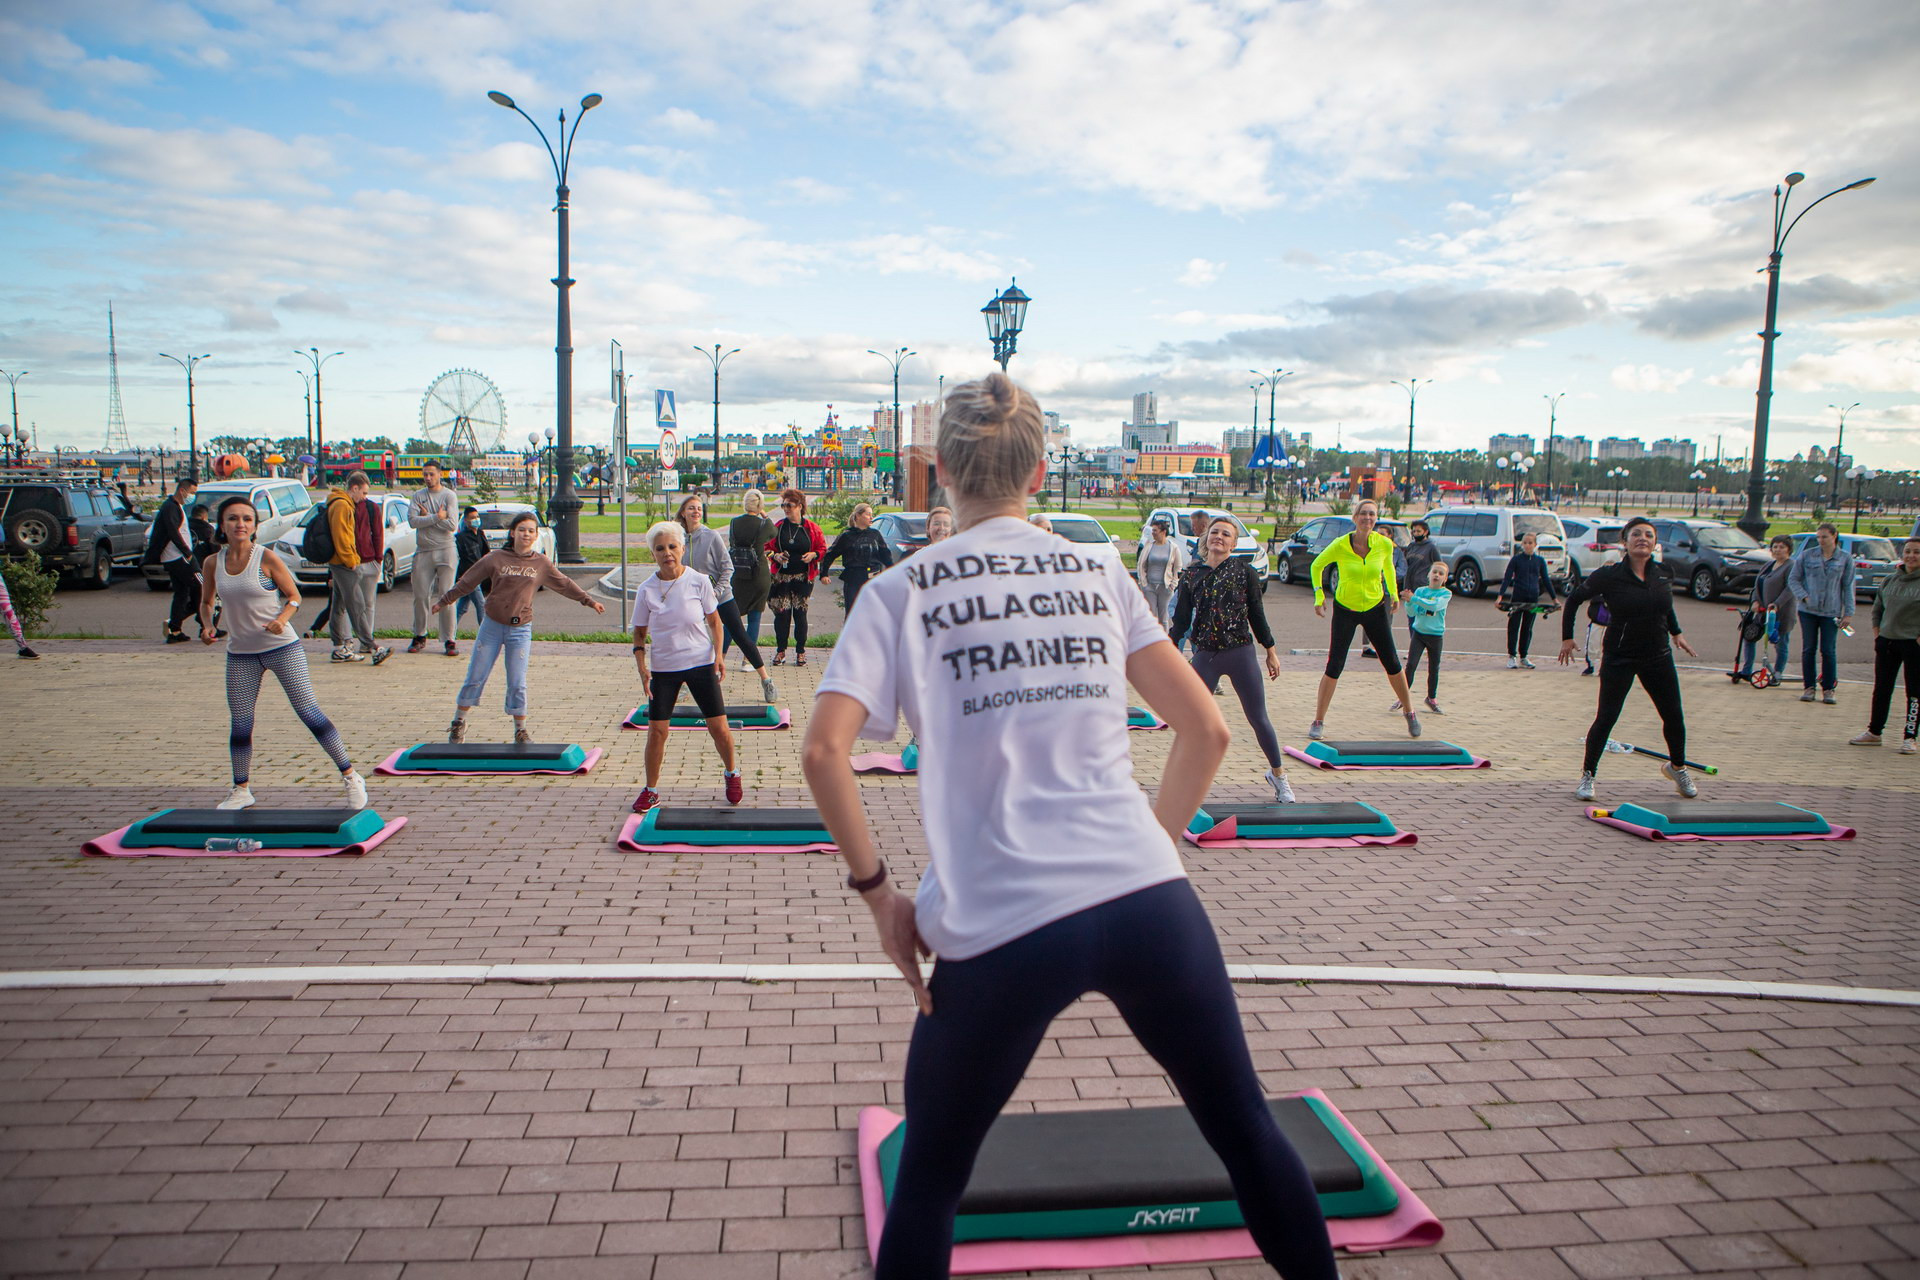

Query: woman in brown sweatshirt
[432,511,606,742]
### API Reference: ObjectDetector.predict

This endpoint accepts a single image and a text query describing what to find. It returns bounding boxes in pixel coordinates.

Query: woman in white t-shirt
[630,521,741,813]
[802,374,1338,1279]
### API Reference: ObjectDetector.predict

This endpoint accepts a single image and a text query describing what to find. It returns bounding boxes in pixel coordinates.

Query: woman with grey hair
[678,494,777,704]
[629,519,740,814]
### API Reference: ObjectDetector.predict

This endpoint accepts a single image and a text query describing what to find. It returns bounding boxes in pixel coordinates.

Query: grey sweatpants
[329,563,379,652]
[1140,580,1173,629]
[411,542,457,641]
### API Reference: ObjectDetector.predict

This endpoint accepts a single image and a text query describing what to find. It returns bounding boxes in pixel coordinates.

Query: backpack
[729,539,761,579]
[301,504,336,565]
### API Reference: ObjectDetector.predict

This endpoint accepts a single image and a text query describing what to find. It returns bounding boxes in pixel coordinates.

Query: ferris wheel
[420,368,507,454]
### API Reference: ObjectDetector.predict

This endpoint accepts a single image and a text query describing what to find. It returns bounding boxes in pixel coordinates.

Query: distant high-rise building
[1222,426,1257,451]
[1489,434,1536,457]
[1650,438,1697,466]
[1132,392,1157,425]
[1124,420,1178,449]
[1598,436,1647,461]
[1042,411,1071,450]
[1809,444,1827,462]
[910,401,936,448]
[1552,435,1593,463]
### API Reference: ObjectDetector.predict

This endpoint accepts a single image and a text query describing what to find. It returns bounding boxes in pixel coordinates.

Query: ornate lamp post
[1392,377,1431,502]
[1543,392,1566,506]
[982,280,1031,369]
[1738,172,1876,540]
[1250,368,1290,506]
[1,369,25,461]
[1848,465,1876,533]
[1047,444,1090,513]
[1608,466,1629,517]
[488,88,603,562]
[1690,469,1707,517]
[294,348,343,474]
[1827,401,1861,511]
[696,344,741,491]
[868,346,915,503]
[157,352,211,482]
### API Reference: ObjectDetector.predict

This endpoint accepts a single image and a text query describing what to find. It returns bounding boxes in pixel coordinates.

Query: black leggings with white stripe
[226,644,351,784]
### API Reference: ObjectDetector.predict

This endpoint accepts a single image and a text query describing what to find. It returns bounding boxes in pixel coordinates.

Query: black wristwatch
[847,861,888,893]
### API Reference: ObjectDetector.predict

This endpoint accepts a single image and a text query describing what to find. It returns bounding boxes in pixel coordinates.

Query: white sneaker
[1850,731,1882,746]
[1662,763,1698,799]
[1799,688,1817,702]
[1307,720,1325,740]
[1902,739,1917,755]
[1266,769,1296,803]
[1506,657,1519,669]
[217,785,255,810]
[1575,772,1596,802]
[342,770,368,810]
[1519,658,1537,670]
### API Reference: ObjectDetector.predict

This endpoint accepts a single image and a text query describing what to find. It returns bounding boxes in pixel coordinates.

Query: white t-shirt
[629,569,718,672]
[818,516,1183,961]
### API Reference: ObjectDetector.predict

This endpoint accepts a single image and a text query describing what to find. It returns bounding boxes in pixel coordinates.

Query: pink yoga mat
[1283,744,1490,771]
[83,816,408,859]
[856,1089,1443,1271]
[1586,808,1858,842]
[1183,816,1418,849]
[374,747,604,776]
[851,752,914,775]
[621,709,791,731]
[615,812,838,854]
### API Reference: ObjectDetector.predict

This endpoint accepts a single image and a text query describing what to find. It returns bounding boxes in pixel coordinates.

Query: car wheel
[1689,567,1718,601]
[1279,552,1296,584]
[1564,564,1583,594]
[377,551,396,593]
[1453,559,1484,598]
[5,506,61,556]
[82,543,113,589]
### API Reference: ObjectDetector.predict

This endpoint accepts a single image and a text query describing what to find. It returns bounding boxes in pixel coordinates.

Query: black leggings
[714,598,764,671]
[1868,636,1920,738]
[1406,629,1442,698]
[877,879,1338,1279]
[1506,607,1537,658]
[1324,602,1401,677]
[773,605,808,653]
[1582,651,1686,774]
[1191,643,1281,768]
[165,559,199,633]
[843,569,874,615]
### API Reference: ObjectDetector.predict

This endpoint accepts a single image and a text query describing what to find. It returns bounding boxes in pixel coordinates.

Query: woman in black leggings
[1171,516,1295,802]
[1559,516,1700,802]
[801,372,1338,1280]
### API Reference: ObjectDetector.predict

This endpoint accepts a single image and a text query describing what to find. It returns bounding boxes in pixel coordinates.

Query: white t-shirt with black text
[817,516,1182,960]
[629,569,718,672]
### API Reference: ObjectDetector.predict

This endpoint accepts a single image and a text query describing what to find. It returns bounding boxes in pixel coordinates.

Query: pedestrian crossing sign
[655,390,676,430]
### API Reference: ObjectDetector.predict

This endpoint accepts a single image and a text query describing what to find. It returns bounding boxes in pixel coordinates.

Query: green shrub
[1,555,59,638]
[1382,491,1404,518]
[1327,497,1353,515]
[473,472,498,504]
[812,489,873,533]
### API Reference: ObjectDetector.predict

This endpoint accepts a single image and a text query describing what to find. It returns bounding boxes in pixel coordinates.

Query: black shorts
[647,664,724,721]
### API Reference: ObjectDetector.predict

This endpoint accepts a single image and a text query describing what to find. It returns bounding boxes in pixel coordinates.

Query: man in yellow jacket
[325,472,390,664]
[1306,498,1418,738]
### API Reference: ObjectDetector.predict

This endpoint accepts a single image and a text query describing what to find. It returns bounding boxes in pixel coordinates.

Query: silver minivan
[1422,505,1568,597]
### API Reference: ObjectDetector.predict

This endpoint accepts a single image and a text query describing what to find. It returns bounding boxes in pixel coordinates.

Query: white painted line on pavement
[2,962,1915,1008]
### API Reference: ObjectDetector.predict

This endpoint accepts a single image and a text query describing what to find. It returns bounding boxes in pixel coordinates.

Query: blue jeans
[458,615,531,715]
[722,608,763,657]
[1800,613,1839,691]
[1737,625,1792,678]
[454,587,486,621]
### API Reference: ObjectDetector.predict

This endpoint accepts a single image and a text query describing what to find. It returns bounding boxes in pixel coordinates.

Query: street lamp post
[297,370,313,457]
[1543,392,1566,506]
[1690,469,1707,517]
[0,369,25,461]
[294,348,343,480]
[157,352,211,482]
[694,344,741,490]
[982,279,1031,369]
[868,347,915,503]
[1739,172,1876,541]
[1848,465,1877,533]
[1250,368,1290,507]
[1608,466,1629,517]
[1048,445,1089,513]
[1827,401,1861,511]
[488,88,603,563]
[1392,378,1431,503]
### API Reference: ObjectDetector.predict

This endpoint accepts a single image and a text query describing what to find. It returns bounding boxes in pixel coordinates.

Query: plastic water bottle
[204,837,263,852]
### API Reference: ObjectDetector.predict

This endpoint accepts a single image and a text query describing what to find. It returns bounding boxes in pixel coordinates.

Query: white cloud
[1178,258,1222,287]
[1611,363,1695,393]
[654,107,717,136]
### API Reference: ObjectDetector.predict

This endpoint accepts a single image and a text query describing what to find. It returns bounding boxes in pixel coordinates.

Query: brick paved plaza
[3,639,1917,1278]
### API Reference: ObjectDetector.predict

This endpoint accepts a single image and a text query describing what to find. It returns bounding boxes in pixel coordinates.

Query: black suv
[1648,518,1769,601]
[1,479,149,588]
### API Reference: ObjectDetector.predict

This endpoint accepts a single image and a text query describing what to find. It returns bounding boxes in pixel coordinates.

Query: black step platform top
[1200,802,1381,827]
[671,704,775,718]
[959,1097,1360,1215]
[649,807,827,833]
[142,809,360,836]
[407,743,575,761]
[1630,800,1808,822]
[1323,740,1464,756]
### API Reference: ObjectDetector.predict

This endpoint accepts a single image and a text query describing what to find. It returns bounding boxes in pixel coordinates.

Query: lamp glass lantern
[998,282,1030,335]
[981,296,1004,341]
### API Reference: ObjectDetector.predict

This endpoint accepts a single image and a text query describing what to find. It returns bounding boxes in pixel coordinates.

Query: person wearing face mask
[1306,498,1419,740]
[1850,537,1920,753]
[1736,535,1797,685]
[452,506,491,633]
[1789,523,1855,705]
[820,502,895,615]
[434,511,606,743]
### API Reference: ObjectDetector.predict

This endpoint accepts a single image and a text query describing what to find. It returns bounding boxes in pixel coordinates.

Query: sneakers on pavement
[406,637,426,653]
[1519,658,1537,670]
[17,645,38,659]
[1425,696,1443,715]
[1388,699,1402,712]
[1266,769,1296,803]
[1800,687,1817,702]
[444,641,458,657]
[724,771,744,805]
[632,788,659,814]
[369,646,393,666]
[1575,772,1596,802]
[1902,739,1917,755]
[1850,731,1883,746]
[761,675,778,705]
[217,785,256,810]
[1405,712,1422,738]
[342,771,368,811]
[1662,763,1698,799]
[332,647,367,663]
[1823,690,1837,705]
[1506,656,1519,669]
[1307,720,1325,740]
[447,718,465,744]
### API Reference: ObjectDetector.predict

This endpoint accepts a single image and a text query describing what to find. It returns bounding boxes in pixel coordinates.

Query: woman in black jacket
[1559,517,1699,801]
[1498,530,1558,668]
[452,506,492,636]
[818,502,894,615]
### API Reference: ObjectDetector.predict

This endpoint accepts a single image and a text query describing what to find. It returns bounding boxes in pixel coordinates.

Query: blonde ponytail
[935,372,1045,502]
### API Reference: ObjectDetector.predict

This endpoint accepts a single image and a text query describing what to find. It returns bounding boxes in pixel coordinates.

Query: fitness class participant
[0,570,37,658]
[1171,515,1294,801]
[433,510,605,743]
[1135,515,1188,628]
[452,506,490,628]
[198,495,365,812]
[767,488,827,666]
[407,459,459,655]
[1851,537,1920,753]
[802,372,1339,1280]
[724,489,775,659]
[679,494,778,705]
[629,520,740,814]
[1399,519,1440,605]
[1790,523,1855,704]
[1737,535,1797,682]
[1306,498,1418,740]
[144,476,199,644]
[1393,560,1451,715]
[1560,516,1700,801]
[1498,530,1558,668]
[819,502,895,615]
[924,505,955,543]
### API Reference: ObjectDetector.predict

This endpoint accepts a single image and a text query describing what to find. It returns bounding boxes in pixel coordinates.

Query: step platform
[853,740,919,775]
[85,807,407,858]
[857,1089,1443,1267]
[377,742,601,775]
[1286,739,1487,770]
[1589,800,1856,842]
[617,805,837,854]
[622,703,791,730]
[1185,801,1414,847]
[1126,705,1168,730]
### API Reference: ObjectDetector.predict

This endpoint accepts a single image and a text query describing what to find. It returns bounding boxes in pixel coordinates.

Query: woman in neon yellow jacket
[1306,499,1420,739]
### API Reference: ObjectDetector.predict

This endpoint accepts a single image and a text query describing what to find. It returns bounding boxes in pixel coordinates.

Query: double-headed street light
[1827,401,1861,511]
[294,348,343,471]
[157,352,211,482]
[982,279,1031,369]
[488,87,603,563]
[695,344,742,489]
[868,346,916,502]
[1392,377,1431,502]
[1543,392,1566,506]
[1848,464,1877,533]
[0,368,26,460]
[1607,465,1629,517]
[1250,368,1290,506]
[1690,468,1708,517]
[1048,444,1090,513]
[1738,171,1876,541]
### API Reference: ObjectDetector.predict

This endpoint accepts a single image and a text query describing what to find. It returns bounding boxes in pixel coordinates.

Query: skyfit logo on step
[1125,1206,1202,1228]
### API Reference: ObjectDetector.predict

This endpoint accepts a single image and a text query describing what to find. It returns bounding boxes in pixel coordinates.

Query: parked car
[1558,516,1661,589]
[1785,532,1899,600]
[143,478,316,590]
[1647,518,1768,601]
[1273,516,1411,590]
[1,479,148,589]
[1138,507,1269,579]
[1420,505,1568,597]
[1044,512,1124,563]
[472,503,558,563]
[873,511,929,561]
[270,493,419,592]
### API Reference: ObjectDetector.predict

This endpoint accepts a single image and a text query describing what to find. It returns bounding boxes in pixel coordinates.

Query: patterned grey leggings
[226,644,351,784]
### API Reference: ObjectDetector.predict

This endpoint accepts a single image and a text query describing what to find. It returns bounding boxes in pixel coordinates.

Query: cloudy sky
[3,0,1916,467]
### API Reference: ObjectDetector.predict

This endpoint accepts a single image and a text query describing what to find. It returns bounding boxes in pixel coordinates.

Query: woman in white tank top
[200,495,366,812]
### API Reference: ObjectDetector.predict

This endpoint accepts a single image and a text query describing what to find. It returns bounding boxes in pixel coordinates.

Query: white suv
[1138,507,1269,579]
[1422,505,1568,598]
